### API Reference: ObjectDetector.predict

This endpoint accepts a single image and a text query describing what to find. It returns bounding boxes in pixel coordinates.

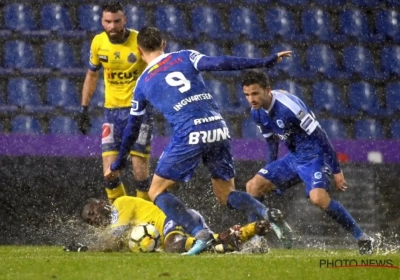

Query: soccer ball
[128,223,161,253]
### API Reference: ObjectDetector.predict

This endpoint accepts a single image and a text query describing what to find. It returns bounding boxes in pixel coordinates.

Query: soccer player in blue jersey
[105,26,293,255]
[241,70,374,255]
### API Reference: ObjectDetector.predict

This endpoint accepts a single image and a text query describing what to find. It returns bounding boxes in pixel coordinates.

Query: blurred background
[0,0,399,250]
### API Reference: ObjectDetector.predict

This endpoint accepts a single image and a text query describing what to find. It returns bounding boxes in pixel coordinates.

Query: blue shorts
[257,153,331,197]
[101,108,153,157]
[155,121,235,182]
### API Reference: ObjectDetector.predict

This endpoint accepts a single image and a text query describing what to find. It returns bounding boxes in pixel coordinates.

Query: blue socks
[154,192,203,236]
[325,199,364,240]
[227,191,267,222]
[247,196,265,222]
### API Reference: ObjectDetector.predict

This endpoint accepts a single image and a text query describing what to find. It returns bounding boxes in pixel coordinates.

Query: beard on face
[106,28,124,41]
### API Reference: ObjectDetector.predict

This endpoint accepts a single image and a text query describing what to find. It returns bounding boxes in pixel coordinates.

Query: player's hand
[104,167,121,181]
[276,51,292,63]
[63,241,88,252]
[333,171,348,191]
[78,106,91,135]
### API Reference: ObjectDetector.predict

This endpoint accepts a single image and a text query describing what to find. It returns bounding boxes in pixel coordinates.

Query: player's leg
[303,158,374,254]
[149,140,214,255]
[102,109,128,202]
[214,220,271,253]
[151,175,214,256]
[129,110,153,201]
[245,174,275,222]
[203,139,292,247]
[203,139,266,216]
[163,216,206,254]
[211,177,294,248]
[246,174,275,198]
[186,209,214,234]
[238,220,271,243]
[103,153,126,202]
[246,155,301,247]
[130,155,151,201]
[204,140,269,219]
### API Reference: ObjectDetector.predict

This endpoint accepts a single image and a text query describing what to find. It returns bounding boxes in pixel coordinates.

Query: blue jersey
[111,49,280,173]
[131,50,224,134]
[252,90,340,173]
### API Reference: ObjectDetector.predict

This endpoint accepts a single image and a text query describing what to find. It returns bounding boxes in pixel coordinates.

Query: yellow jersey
[110,196,167,242]
[89,29,147,108]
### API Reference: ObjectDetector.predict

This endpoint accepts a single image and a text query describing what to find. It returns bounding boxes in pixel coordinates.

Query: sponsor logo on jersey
[127,52,137,63]
[148,55,172,73]
[314,172,322,179]
[259,168,268,174]
[188,127,231,144]
[114,51,120,59]
[193,115,223,125]
[107,70,139,80]
[101,123,114,144]
[98,55,108,62]
[277,129,293,140]
[276,119,285,128]
[173,93,213,111]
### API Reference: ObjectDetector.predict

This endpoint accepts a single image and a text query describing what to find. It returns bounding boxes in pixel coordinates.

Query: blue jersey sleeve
[130,85,147,117]
[188,50,278,72]
[317,129,341,174]
[286,96,340,173]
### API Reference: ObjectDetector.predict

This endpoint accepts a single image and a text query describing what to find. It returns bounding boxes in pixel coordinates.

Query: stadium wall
[0,156,398,249]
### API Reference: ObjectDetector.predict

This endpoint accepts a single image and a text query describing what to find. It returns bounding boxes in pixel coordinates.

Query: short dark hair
[241,70,271,89]
[137,26,163,52]
[102,1,124,13]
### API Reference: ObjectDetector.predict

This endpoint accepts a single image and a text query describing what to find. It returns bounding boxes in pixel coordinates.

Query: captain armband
[296,110,319,135]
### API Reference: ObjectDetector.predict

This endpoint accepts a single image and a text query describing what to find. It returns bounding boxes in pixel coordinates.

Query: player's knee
[246,178,273,197]
[309,190,330,209]
[214,188,232,205]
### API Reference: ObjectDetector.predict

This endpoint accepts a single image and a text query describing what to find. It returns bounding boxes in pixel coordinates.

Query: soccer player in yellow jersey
[80,196,271,253]
[78,1,152,202]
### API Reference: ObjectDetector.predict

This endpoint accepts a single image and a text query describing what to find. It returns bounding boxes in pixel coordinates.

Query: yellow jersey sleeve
[110,196,167,240]
[90,29,147,108]
[89,35,101,71]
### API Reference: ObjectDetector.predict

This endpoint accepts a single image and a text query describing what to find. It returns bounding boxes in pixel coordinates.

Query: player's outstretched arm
[195,51,292,72]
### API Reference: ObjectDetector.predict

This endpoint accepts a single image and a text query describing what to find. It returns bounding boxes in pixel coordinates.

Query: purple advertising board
[1,135,399,163]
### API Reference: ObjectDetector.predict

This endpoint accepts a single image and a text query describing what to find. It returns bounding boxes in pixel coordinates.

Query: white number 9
[165,72,191,93]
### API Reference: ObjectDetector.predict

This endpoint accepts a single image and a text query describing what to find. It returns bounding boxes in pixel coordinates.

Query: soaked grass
[0,246,399,280]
